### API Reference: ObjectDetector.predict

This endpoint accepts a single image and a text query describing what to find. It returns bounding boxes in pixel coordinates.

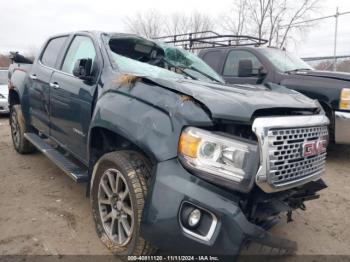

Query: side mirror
[258,66,267,76]
[257,66,267,84]
[238,59,253,77]
[73,58,93,81]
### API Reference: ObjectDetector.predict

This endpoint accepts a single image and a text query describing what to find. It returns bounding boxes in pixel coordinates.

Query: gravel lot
[0,115,350,259]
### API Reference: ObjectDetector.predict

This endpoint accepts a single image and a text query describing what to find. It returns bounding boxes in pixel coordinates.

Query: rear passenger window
[41,37,68,68]
[223,50,262,77]
[202,51,223,73]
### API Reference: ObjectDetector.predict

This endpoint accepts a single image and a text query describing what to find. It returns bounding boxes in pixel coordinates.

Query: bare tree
[125,11,215,49]
[188,12,214,33]
[278,0,320,48]
[124,9,165,38]
[267,0,286,45]
[220,0,248,42]
[164,13,190,36]
[247,0,320,47]
[123,0,321,49]
[164,12,214,35]
[248,0,272,40]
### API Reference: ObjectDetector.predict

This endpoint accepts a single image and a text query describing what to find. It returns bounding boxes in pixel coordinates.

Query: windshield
[156,42,224,83]
[110,52,183,80]
[259,48,312,72]
[0,70,7,85]
[107,35,224,83]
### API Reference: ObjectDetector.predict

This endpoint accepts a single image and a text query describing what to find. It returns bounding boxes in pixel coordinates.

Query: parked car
[8,31,329,258]
[197,38,350,145]
[0,70,9,114]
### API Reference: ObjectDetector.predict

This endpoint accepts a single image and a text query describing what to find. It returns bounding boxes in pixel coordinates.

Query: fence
[302,55,350,72]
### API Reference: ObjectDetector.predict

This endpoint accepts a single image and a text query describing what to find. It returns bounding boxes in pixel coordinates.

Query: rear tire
[90,150,154,258]
[9,105,35,154]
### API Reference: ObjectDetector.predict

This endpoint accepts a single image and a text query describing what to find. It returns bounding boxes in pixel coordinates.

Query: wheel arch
[86,125,157,197]
[88,126,157,172]
[8,89,20,106]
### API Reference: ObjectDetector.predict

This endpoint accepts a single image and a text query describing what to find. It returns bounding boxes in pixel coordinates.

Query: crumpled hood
[145,77,320,122]
[295,70,350,82]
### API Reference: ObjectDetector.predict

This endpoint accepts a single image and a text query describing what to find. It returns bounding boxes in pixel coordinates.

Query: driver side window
[62,36,96,74]
[223,50,262,77]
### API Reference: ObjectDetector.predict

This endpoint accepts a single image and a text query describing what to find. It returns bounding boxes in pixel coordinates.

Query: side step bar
[24,133,89,183]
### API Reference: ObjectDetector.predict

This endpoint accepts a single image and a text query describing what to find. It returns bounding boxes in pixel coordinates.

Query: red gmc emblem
[302,140,327,157]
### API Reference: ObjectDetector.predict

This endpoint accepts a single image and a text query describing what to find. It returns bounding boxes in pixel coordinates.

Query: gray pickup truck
[8,31,329,258]
[197,38,350,145]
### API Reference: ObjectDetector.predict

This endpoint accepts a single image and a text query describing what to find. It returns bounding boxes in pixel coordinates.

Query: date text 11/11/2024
[127,256,220,261]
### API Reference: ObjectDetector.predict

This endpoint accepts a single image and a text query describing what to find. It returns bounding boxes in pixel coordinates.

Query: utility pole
[333,7,339,71]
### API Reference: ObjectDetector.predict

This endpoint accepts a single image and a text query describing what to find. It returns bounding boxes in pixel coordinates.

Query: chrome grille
[268,126,328,186]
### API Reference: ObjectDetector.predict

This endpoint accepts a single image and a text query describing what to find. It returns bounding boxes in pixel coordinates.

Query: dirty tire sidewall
[10,105,34,154]
[91,151,153,257]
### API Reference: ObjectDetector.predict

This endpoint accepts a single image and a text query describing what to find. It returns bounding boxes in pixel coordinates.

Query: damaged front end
[241,179,327,252]
[98,32,330,256]
[138,114,329,257]
[140,117,328,256]
[140,157,327,257]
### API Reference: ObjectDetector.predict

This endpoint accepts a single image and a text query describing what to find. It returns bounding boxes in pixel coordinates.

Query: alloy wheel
[10,109,20,148]
[98,168,134,246]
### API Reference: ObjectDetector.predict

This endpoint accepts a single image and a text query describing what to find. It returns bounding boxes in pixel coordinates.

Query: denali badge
[302,140,327,157]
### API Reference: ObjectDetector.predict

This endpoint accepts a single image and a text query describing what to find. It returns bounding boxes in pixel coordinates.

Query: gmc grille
[268,126,328,186]
[252,115,330,193]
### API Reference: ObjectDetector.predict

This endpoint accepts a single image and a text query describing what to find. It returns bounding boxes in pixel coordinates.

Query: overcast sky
[1,0,350,57]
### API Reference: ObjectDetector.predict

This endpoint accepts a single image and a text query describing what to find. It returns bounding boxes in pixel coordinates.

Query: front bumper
[335,111,350,144]
[140,158,297,256]
[0,98,9,114]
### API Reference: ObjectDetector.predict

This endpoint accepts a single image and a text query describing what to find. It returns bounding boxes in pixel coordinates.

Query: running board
[24,133,89,183]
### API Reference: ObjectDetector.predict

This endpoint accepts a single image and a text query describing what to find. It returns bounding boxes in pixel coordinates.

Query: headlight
[0,93,5,99]
[178,127,259,192]
[340,88,350,110]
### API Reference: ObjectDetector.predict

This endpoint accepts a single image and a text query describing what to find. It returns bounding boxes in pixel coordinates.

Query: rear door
[28,36,68,135]
[222,50,263,84]
[199,50,226,74]
[49,35,98,161]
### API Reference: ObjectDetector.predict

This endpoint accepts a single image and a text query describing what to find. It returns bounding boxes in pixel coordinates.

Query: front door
[49,35,97,160]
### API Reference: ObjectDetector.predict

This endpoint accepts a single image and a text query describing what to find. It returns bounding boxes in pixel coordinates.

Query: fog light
[179,202,218,242]
[188,209,201,227]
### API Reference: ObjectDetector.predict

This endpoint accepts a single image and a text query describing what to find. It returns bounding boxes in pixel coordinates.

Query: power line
[279,10,350,28]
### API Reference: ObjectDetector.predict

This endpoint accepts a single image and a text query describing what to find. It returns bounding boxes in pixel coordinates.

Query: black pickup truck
[197,41,350,145]
[8,31,329,258]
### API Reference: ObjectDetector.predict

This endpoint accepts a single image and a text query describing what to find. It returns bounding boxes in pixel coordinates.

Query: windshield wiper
[159,58,199,81]
[285,68,311,73]
[154,57,221,83]
[185,66,222,83]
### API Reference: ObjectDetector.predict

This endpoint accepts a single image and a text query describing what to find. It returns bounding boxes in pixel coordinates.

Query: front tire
[9,105,35,154]
[91,151,154,257]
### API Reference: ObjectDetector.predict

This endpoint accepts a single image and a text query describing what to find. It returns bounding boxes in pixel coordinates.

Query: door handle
[49,82,60,89]
[30,74,37,80]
